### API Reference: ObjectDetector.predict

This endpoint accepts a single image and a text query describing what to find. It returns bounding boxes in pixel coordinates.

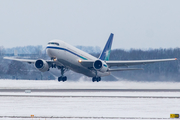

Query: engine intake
[93,60,108,72]
[35,59,49,72]
[94,60,102,70]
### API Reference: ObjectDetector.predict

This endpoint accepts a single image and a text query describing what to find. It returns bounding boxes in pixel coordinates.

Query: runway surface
[0,95,179,120]
[0,94,180,98]
[0,80,180,120]
[0,89,180,92]
[0,115,173,119]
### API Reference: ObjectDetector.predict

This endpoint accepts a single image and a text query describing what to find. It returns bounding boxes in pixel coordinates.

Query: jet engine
[35,59,49,72]
[93,60,108,72]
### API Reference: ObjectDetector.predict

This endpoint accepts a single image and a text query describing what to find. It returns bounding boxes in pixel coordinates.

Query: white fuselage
[46,40,110,77]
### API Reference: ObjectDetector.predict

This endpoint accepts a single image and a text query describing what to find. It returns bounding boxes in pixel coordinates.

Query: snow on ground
[0,80,180,120]
[0,79,180,89]
[0,117,178,120]
[0,95,179,119]
[1,92,180,97]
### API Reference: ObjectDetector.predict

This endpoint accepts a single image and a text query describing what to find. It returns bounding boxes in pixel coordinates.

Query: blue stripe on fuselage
[46,46,87,60]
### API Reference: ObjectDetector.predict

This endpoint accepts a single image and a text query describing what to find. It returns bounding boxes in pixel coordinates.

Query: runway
[0,89,180,92]
[0,80,180,120]
[0,115,172,119]
[0,94,179,120]
[0,95,180,99]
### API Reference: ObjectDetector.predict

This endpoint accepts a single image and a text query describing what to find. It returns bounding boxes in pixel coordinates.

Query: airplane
[4,33,177,82]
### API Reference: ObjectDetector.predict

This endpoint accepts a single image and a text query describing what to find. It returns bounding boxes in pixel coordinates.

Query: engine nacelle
[34,59,49,72]
[93,60,108,72]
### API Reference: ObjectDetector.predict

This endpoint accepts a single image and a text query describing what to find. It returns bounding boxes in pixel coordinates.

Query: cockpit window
[48,42,59,46]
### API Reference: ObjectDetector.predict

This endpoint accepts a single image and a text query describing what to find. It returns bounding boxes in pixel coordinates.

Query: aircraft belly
[57,58,95,77]
[54,50,91,77]
[56,58,110,77]
[48,47,111,78]
[97,71,111,77]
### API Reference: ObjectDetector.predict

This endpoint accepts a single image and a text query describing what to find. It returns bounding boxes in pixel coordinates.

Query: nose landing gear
[58,66,68,82]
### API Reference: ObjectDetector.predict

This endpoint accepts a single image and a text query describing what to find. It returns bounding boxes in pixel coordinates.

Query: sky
[0,0,180,50]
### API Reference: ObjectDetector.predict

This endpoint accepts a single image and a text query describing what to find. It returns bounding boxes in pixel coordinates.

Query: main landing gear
[58,67,68,82]
[92,77,101,82]
[58,76,67,82]
[92,70,101,82]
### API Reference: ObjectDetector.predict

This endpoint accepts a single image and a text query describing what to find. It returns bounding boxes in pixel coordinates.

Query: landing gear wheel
[58,76,62,82]
[98,77,101,82]
[97,77,101,82]
[58,66,68,82]
[92,77,101,82]
[62,76,67,82]
[58,76,67,82]
[92,77,95,82]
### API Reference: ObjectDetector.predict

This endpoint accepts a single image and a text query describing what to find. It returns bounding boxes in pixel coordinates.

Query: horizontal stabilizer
[108,68,144,72]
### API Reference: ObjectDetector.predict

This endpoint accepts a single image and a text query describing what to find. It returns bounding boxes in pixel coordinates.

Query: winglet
[99,33,114,61]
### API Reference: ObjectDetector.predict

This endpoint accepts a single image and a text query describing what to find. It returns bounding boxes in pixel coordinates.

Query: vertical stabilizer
[99,33,114,61]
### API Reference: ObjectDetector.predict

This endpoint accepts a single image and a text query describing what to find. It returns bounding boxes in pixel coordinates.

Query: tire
[97,77,100,82]
[92,77,95,82]
[64,76,67,81]
[58,76,63,82]
[58,77,61,82]
[62,76,67,82]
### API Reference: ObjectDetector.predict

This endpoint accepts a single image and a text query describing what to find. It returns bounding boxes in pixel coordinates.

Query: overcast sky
[0,0,180,49]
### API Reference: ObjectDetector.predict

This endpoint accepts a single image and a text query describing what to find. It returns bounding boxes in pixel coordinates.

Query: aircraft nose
[46,47,53,57]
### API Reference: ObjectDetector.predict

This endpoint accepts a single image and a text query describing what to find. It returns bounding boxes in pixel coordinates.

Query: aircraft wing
[79,58,177,69]
[106,58,177,67]
[107,68,143,71]
[3,57,54,64]
[78,60,94,68]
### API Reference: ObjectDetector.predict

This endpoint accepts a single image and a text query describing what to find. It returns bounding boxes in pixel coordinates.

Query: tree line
[0,45,179,81]
[107,48,180,82]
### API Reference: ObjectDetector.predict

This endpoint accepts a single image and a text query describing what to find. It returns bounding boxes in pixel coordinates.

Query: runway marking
[0,89,180,92]
[0,95,180,98]
[0,116,172,119]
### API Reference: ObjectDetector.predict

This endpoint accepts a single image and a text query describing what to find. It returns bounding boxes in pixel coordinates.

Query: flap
[108,68,143,72]
[78,60,95,68]
[106,58,177,67]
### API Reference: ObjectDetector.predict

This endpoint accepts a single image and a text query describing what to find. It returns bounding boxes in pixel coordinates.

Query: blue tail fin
[99,33,114,61]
